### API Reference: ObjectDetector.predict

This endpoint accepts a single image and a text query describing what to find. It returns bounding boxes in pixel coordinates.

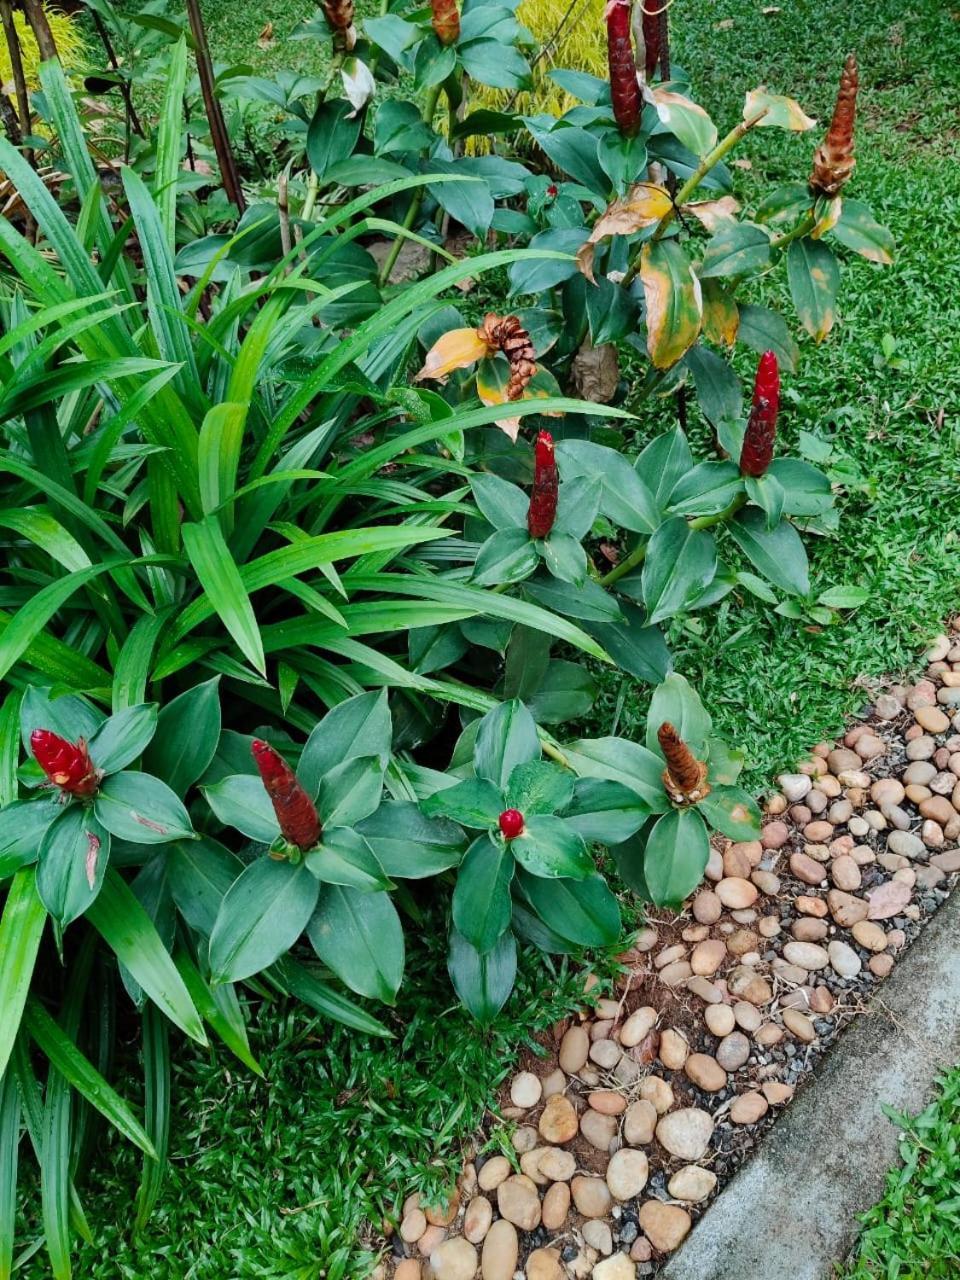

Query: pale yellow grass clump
[1,8,86,110]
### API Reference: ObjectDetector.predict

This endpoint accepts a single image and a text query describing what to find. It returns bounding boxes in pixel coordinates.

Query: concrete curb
[662,885,960,1280]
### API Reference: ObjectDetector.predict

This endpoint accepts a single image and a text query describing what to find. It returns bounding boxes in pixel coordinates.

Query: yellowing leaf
[811,195,843,240]
[577,184,673,283]
[414,328,492,383]
[685,196,741,233]
[744,88,816,131]
[476,357,558,442]
[701,279,740,347]
[640,240,702,369]
[650,88,718,159]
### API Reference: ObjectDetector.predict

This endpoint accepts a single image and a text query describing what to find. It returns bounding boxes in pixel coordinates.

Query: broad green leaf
[0,868,46,1079]
[699,221,772,279]
[728,508,810,597]
[307,886,404,1004]
[86,870,206,1044]
[527,659,597,726]
[209,859,320,983]
[505,760,574,817]
[652,88,717,158]
[736,302,799,373]
[644,808,710,906]
[557,439,660,535]
[95,771,195,845]
[541,531,587,586]
[203,774,280,844]
[307,97,362,178]
[743,88,816,131]
[561,778,650,844]
[472,528,539,587]
[684,343,743,427]
[421,777,504,828]
[304,827,391,890]
[646,673,712,756]
[299,690,392,795]
[830,198,894,265]
[641,518,718,624]
[167,838,244,935]
[87,704,158,775]
[316,756,385,827]
[564,737,669,811]
[37,808,110,928]
[269,954,392,1036]
[584,603,672,685]
[0,798,61,878]
[357,803,464,877]
[143,678,222,796]
[470,473,528,531]
[745,473,786,530]
[447,925,516,1025]
[512,814,593,880]
[452,835,514,953]
[667,460,743,517]
[173,950,263,1076]
[767,459,834,517]
[697,784,762,841]
[786,238,840,342]
[474,700,540,791]
[517,868,621,947]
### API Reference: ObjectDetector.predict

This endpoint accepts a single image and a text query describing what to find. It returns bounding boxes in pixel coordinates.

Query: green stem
[688,490,747,530]
[301,169,320,222]
[377,83,443,287]
[621,108,769,288]
[770,210,817,251]
[598,491,748,588]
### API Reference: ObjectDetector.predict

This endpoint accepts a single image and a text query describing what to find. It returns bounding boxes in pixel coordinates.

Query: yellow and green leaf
[640,241,703,369]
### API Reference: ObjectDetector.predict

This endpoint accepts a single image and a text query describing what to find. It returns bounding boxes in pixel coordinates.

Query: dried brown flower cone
[321,0,357,51]
[477,313,537,401]
[658,721,710,803]
[810,53,858,196]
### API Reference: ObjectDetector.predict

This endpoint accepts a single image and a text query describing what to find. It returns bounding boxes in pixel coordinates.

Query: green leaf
[646,673,712,756]
[644,808,710,905]
[541,531,587,586]
[470,473,528,531]
[315,756,385,828]
[735,302,799,373]
[705,737,745,786]
[299,691,392,795]
[817,585,870,609]
[640,239,703,369]
[95,771,195,845]
[452,835,514,953]
[512,814,593,879]
[307,98,362,178]
[745,473,786,530]
[304,827,391,890]
[447,926,516,1025]
[459,38,532,92]
[474,699,540,790]
[36,808,110,928]
[182,517,266,676]
[525,123,606,194]
[23,998,157,1157]
[557,440,659,535]
[472,527,539,587]
[524,573,622,623]
[209,859,320,983]
[143,678,222,796]
[561,778,650,843]
[528,659,598,725]
[135,1003,170,1231]
[0,798,62,878]
[86,870,206,1044]
[728,507,810,596]
[641,518,718,624]
[667,460,743,517]
[307,887,404,1004]
[505,760,574,816]
[584,603,672,685]
[554,476,602,541]
[269,955,392,1037]
[0,868,46,1079]
[87,704,158,775]
[684,344,743,428]
[830,198,894,265]
[0,1065,20,1277]
[699,221,772,279]
[427,165,494,240]
[203,774,279,844]
[357,803,464,877]
[517,868,621,947]
[564,737,669,811]
[767,459,834,517]
[697,785,762,841]
[420,777,504,828]
[786,238,840,342]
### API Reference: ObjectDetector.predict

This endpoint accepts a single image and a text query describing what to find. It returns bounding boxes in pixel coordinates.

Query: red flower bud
[499,809,524,839]
[810,54,858,197]
[251,740,321,852]
[739,351,780,478]
[31,730,100,797]
[431,0,460,45]
[527,431,559,540]
[606,0,642,137]
[637,0,663,80]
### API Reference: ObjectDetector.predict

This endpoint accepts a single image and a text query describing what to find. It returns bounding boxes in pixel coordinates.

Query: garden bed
[382,625,960,1279]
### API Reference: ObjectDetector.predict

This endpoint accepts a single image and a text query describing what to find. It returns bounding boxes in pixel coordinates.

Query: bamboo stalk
[21,0,57,62]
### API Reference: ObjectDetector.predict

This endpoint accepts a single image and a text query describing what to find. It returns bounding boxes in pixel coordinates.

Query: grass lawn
[841,1067,960,1279]
[20,1,959,1276]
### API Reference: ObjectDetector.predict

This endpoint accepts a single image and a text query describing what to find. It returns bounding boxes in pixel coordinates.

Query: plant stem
[770,209,816,251]
[377,83,443,287]
[0,0,33,165]
[301,170,320,222]
[621,108,768,287]
[185,0,245,213]
[598,490,748,588]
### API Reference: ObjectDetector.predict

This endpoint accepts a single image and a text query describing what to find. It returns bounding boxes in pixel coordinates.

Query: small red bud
[606,0,642,137]
[527,430,559,540]
[546,184,558,198]
[251,740,322,852]
[30,730,100,797]
[499,809,524,839]
[739,351,780,478]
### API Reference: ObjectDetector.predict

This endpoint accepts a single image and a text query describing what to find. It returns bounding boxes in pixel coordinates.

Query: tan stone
[638,1076,674,1115]
[540,1181,570,1231]
[537,1095,578,1145]
[658,1028,689,1069]
[638,1201,692,1253]
[782,1008,816,1042]
[623,1098,657,1145]
[684,1053,727,1092]
[558,1026,589,1074]
[496,1175,541,1231]
[525,1247,564,1280]
[691,938,727,976]
[667,1165,717,1203]
[463,1196,493,1244]
[427,1237,477,1280]
[570,1175,613,1218]
[730,1091,769,1124]
[715,877,759,909]
[619,1006,658,1047]
[480,1219,517,1280]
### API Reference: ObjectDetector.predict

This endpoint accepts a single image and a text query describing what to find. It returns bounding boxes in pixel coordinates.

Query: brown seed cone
[810,53,858,196]
[658,721,710,802]
[321,0,357,50]
[477,313,536,401]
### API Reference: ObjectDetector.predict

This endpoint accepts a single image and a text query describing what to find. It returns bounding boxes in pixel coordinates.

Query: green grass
[841,1068,960,1279]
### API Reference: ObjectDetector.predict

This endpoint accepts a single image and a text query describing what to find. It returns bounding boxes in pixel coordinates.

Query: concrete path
[663,885,960,1280]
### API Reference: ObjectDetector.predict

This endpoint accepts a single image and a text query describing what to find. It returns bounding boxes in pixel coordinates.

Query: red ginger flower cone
[810,54,858,196]
[739,350,780,477]
[252,740,322,852]
[637,0,663,81]
[31,730,100,797]
[657,722,710,803]
[527,431,559,539]
[606,0,642,137]
[431,0,460,45]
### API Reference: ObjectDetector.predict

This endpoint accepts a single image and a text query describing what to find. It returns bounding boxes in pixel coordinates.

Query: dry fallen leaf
[257,20,274,48]
[571,340,620,404]
[576,183,672,282]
